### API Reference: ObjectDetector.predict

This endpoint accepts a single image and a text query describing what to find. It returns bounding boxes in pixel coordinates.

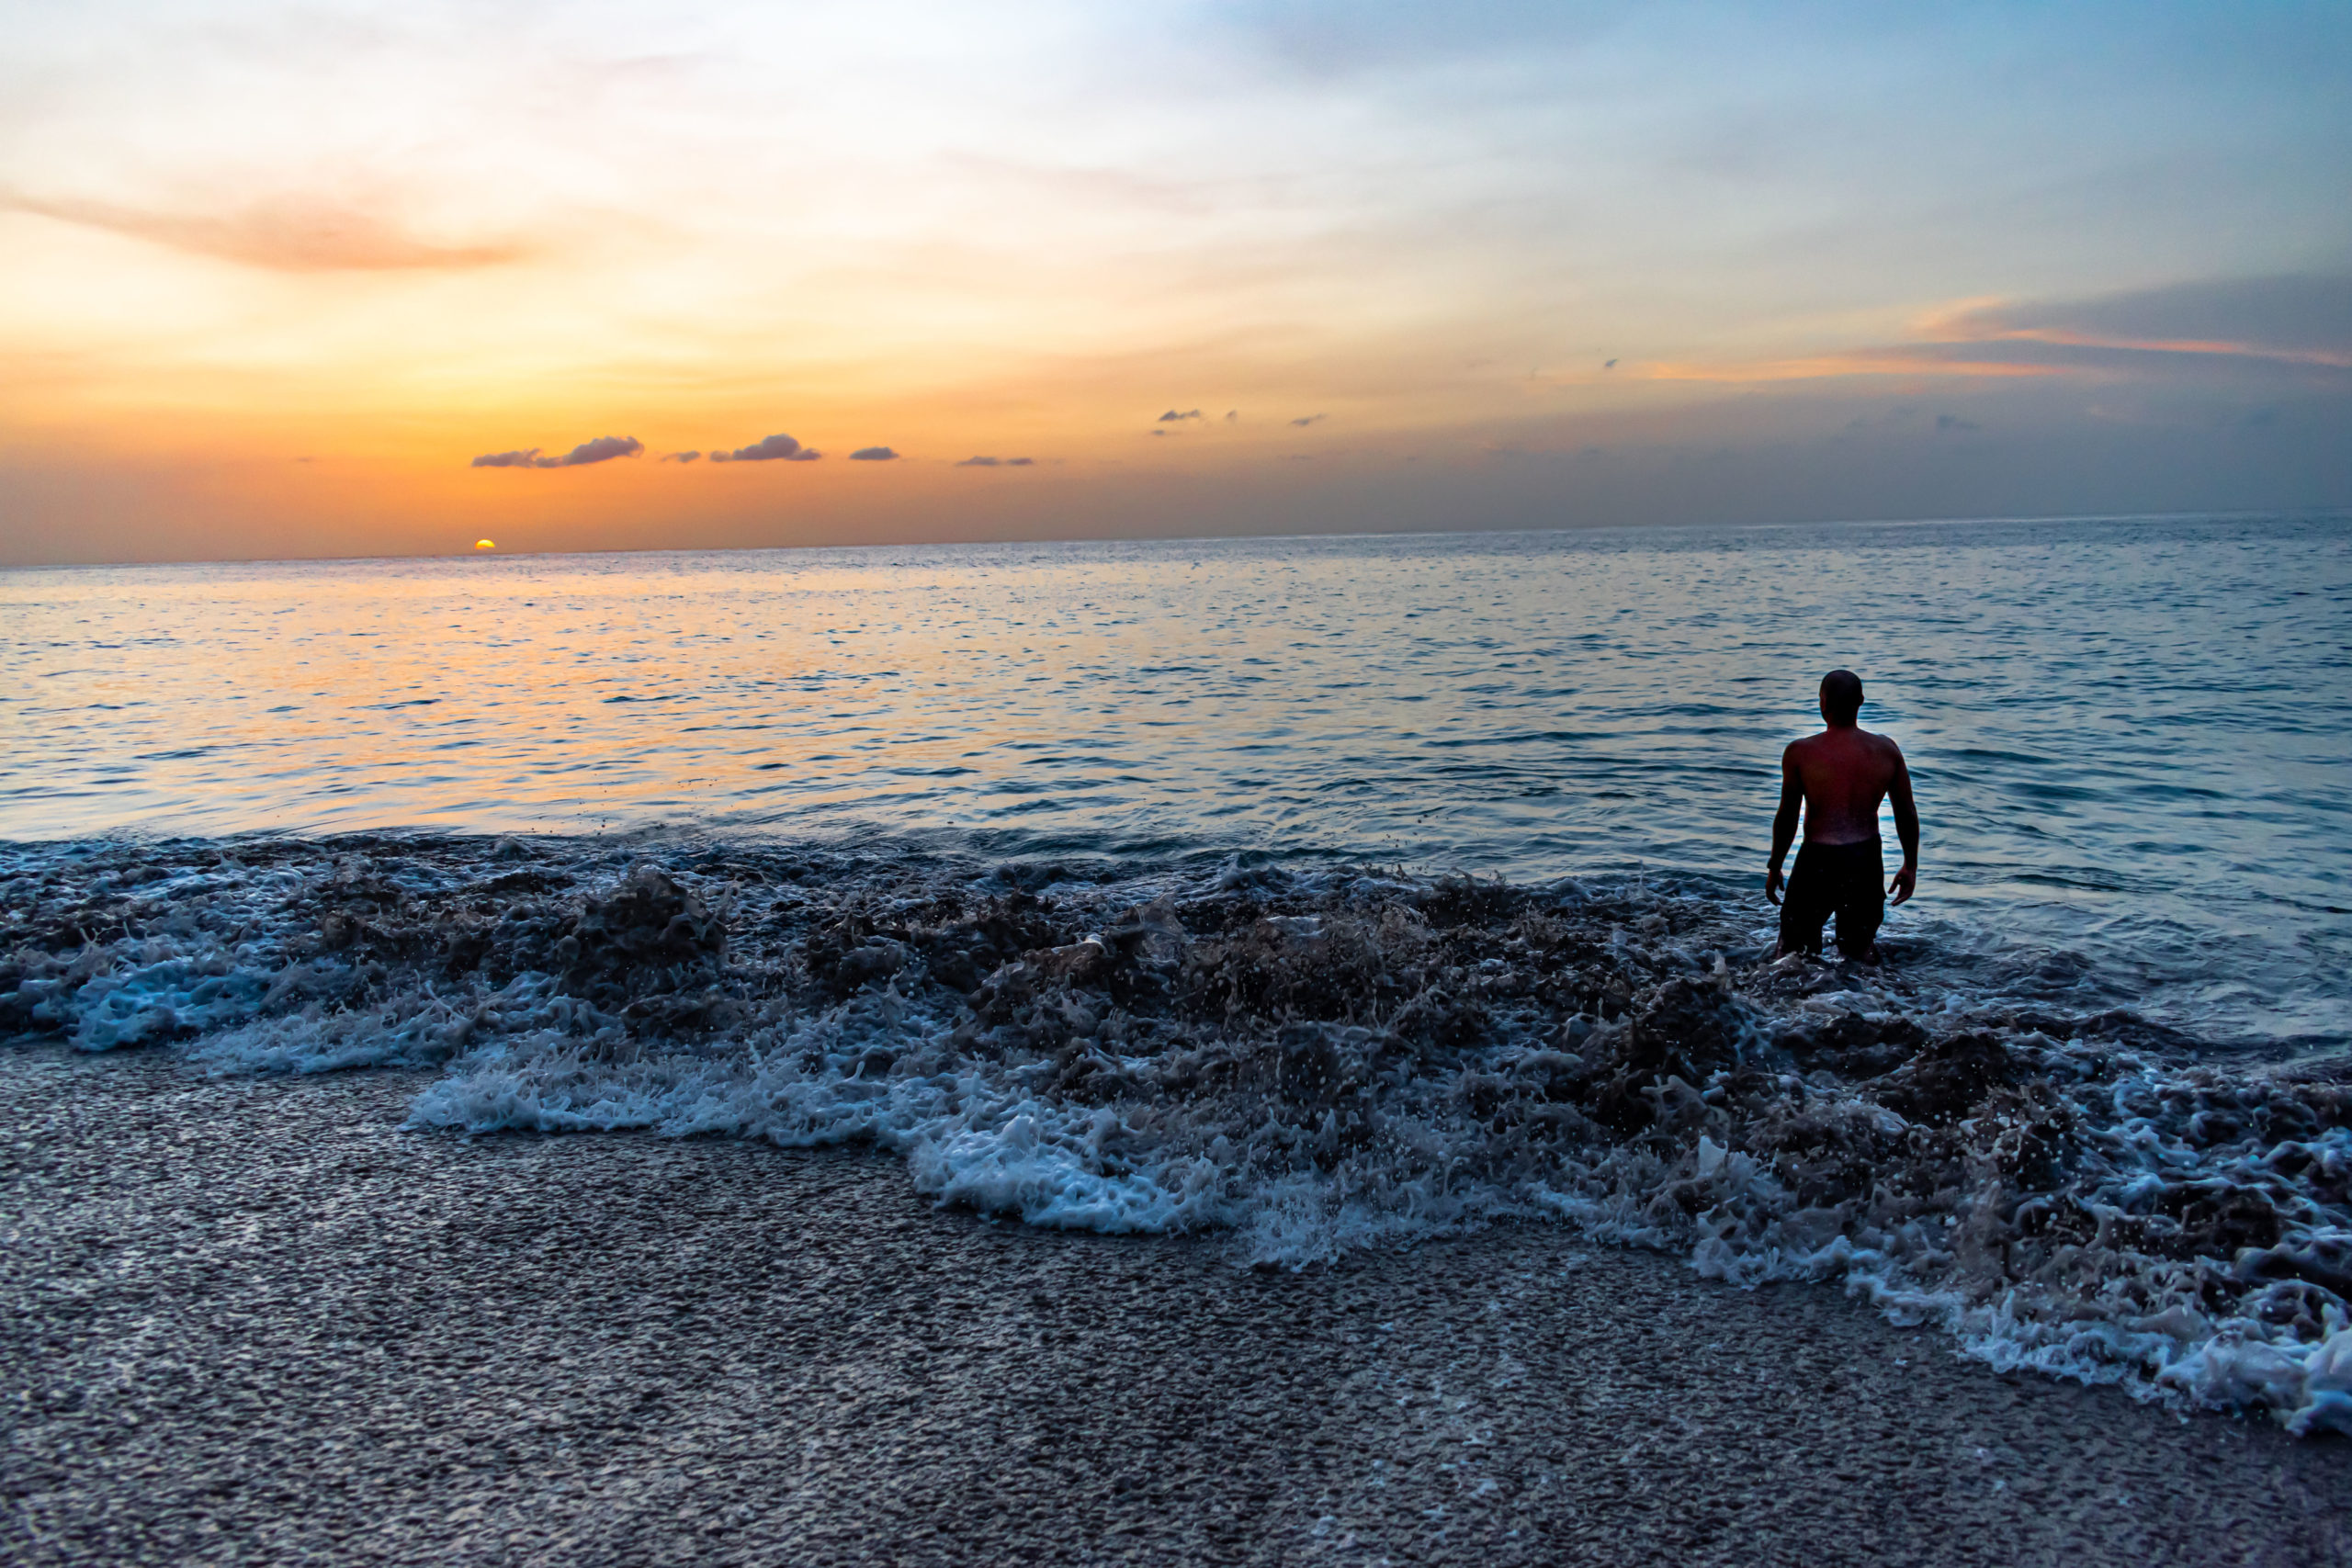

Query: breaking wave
[6,833,2350,1438]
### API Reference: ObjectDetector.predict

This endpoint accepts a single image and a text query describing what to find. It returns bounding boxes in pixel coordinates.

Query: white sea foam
[6,835,2349,1436]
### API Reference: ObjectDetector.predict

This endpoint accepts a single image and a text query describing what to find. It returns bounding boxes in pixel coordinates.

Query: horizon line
[3,503,2346,575]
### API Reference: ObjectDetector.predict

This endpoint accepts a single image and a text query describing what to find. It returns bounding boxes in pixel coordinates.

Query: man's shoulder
[1860,728,1906,764]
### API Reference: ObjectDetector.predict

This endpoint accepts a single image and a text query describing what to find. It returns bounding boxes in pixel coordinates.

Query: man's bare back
[1766,670,1919,961]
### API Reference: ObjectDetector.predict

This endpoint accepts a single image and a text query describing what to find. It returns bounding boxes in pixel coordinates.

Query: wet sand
[4,1046,2346,1567]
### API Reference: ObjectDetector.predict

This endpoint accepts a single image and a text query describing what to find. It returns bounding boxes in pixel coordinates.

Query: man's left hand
[1890,864,1917,907]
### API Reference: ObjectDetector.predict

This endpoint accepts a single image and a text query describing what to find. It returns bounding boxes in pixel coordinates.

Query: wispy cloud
[1923,276,2352,369]
[711,434,820,463]
[1223,0,1632,80]
[8,191,526,273]
[1291,413,1326,426]
[1650,276,2352,386]
[1157,408,1204,423]
[956,456,1035,467]
[662,450,702,464]
[848,446,899,460]
[471,435,642,469]
[1645,348,2064,384]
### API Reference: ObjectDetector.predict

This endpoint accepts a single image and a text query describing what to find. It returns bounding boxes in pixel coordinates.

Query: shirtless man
[1765,670,1918,962]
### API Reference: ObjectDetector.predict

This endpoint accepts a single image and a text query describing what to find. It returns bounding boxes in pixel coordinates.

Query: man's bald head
[1820,669,1864,726]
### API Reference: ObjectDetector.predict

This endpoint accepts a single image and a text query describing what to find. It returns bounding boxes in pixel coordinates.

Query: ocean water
[6,513,2352,1431]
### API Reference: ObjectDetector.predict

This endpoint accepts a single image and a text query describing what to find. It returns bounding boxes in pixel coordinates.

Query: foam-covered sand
[6,1045,2347,1566]
[6,835,2351,1438]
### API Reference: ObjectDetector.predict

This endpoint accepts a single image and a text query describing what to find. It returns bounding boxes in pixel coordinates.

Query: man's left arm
[1888,745,1919,906]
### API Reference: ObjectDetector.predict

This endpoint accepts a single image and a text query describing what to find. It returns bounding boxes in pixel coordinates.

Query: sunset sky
[4,0,2347,564]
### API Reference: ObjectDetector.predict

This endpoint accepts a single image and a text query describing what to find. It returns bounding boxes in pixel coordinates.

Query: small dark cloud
[956,456,1035,468]
[472,436,643,469]
[712,434,820,463]
[1158,408,1204,423]
[1840,407,1924,435]
[1007,457,1035,467]
[1149,429,1171,436]
[1604,358,1618,368]
[1291,414,1326,427]
[1225,410,1239,422]
[848,446,900,461]
[662,450,701,464]
[548,435,642,467]
[1935,414,1982,433]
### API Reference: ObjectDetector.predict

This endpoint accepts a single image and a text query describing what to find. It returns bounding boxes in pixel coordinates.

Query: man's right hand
[1765,864,1784,907]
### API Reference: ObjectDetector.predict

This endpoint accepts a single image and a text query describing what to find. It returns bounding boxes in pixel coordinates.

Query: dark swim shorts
[1779,838,1886,961]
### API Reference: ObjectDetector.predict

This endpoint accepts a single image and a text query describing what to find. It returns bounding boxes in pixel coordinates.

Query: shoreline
[5,1045,2346,1565]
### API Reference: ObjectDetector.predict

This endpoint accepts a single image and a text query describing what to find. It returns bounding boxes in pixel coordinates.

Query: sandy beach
[2,1045,2344,1567]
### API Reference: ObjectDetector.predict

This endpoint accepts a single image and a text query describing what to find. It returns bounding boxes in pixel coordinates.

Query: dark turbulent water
[5,513,2347,1044]
[4,513,2350,1431]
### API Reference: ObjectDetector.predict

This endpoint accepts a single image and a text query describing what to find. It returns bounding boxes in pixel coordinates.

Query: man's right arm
[1766,744,1802,906]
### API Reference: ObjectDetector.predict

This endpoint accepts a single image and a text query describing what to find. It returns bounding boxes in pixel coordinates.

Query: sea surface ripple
[5,513,2346,1047]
